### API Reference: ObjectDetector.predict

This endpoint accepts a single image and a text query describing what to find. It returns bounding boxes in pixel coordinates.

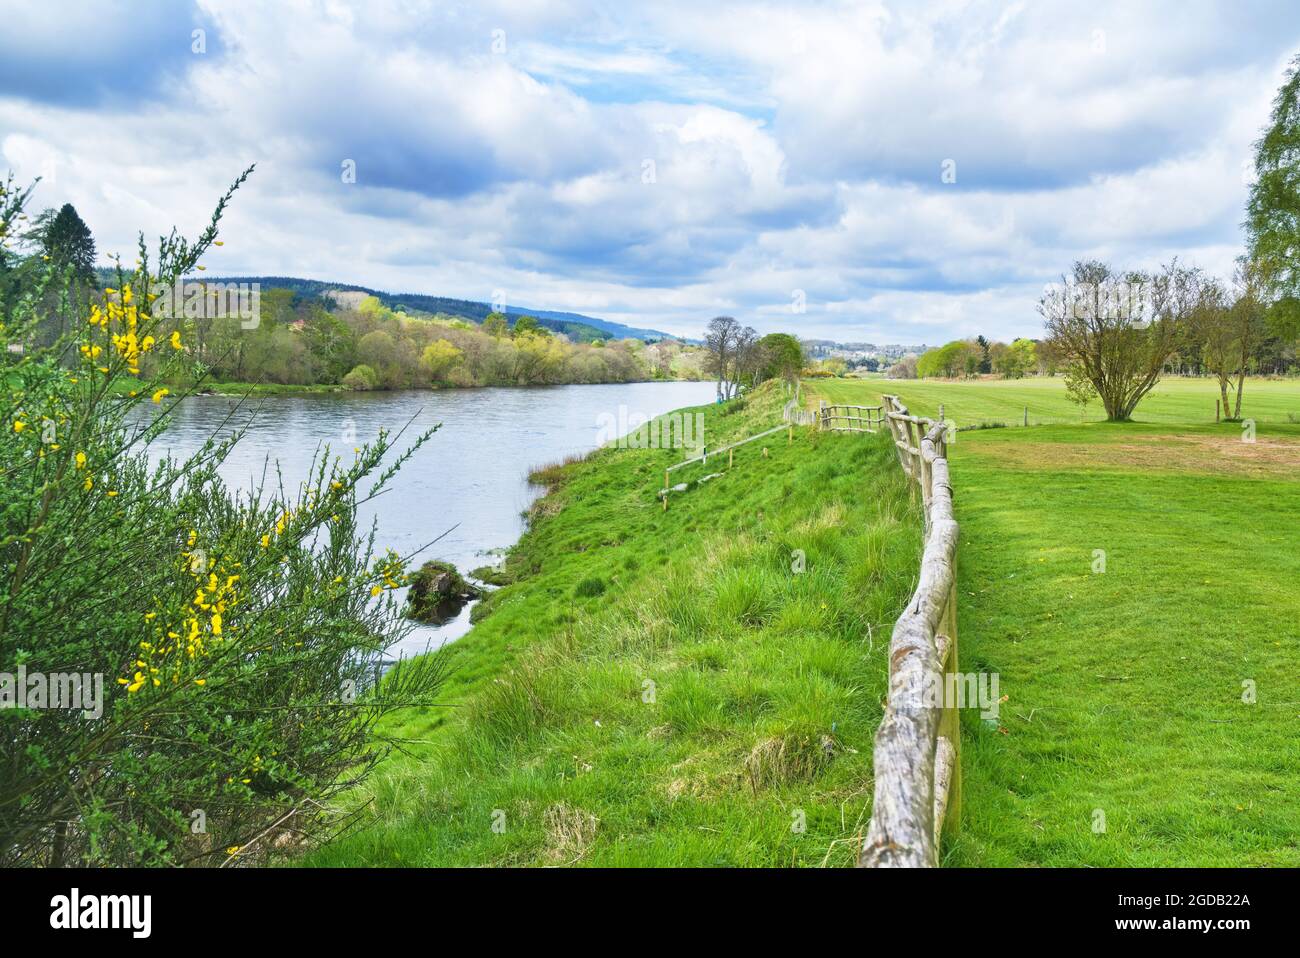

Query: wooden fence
[818,401,885,432]
[859,394,960,867]
[660,422,794,508]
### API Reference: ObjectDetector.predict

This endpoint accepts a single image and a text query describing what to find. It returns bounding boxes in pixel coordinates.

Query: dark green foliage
[573,575,606,598]
[1248,53,1300,334]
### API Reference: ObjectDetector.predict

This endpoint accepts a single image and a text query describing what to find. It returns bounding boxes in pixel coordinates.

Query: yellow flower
[331,480,342,490]
[260,534,270,548]
[151,388,169,404]
[170,330,183,350]
[144,612,157,620]
[214,240,224,246]
[140,335,155,351]
[106,490,118,497]
[75,451,86,469]
[194,679,206,686]
[126,671,146,693]
[370,585,383,597]
[12,420,24,433]
[82,476,93,491]
[226,846,239,855]
[211,613,223,635]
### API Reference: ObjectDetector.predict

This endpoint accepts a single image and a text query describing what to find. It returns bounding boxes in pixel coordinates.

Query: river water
[145,381,716,657]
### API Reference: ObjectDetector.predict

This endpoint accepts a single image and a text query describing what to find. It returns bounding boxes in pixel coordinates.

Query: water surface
[149,382,716,657]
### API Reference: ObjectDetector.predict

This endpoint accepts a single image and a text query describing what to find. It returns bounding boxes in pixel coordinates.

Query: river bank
[303,381,923,867]
[124,376,707,398]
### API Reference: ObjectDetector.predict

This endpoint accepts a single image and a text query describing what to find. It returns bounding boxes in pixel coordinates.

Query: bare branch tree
[1041,260,1198,421]
[703,315,741,399]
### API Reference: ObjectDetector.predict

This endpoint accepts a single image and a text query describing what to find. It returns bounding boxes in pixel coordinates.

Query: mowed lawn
[810,377,1300,865]
[814,374,1300,426]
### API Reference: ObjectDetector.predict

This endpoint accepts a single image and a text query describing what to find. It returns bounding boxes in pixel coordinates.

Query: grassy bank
[810,378,1300,865]
[306,382,921,866]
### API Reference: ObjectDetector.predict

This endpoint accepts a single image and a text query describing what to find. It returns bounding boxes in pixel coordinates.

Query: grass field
[305,382,923,866]
[814,374,1300,426]
[810,377,1300,865]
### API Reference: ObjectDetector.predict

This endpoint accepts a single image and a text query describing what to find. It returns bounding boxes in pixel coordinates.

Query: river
[145,381,717,658]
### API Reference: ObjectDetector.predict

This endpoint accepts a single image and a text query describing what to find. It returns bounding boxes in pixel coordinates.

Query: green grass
[816,374,1300,426]
[303,382,923,867]
[811,378,1300,866]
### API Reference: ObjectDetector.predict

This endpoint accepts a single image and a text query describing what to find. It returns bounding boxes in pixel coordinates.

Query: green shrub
[573,575,606,598]
[342,363,378,391]
[0,169,444,866]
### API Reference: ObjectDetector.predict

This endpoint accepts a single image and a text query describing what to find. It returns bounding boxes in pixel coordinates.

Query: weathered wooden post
[1216,400,1221,422]
[1023,406,1028,428]
[728,448,733,469]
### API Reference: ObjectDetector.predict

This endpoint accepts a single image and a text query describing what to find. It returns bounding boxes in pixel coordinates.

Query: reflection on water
[144,381,716,657]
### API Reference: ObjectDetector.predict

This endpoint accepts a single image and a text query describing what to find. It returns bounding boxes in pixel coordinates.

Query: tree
[703,315,743,399]
[976,335,992,374]
[646,340,677,378]
[1041,260,1198,421]
[39,204,97,284]
[758,332,803,383]
[917,340,974,379]
[887,355,918,379]
[1246,53,1300,342]
[21,203,98,347]
[511,314,547,338]
[733,325,764,387]
[482,312,508,338]
[994,338,1036,378]
[420,339,463,383]
[1192,264,1270,420]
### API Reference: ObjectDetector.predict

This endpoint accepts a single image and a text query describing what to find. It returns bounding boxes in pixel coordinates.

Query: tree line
[0,201,711,392]
[176,293,702,390]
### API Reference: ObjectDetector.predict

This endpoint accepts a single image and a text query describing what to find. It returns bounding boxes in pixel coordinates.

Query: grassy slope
[815,375,1300,426]
[306,382,921,866]
[811,378,1300,866]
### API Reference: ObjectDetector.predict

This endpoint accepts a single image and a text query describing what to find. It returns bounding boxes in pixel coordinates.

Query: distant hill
[105,272,678,343]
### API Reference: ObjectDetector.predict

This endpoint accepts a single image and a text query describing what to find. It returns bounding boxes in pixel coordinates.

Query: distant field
[815,375,1300,426]
[809,377,1300,865]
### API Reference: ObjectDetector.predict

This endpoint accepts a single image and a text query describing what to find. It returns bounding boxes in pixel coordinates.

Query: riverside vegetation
[0,171,447,866]
[305,381,924,866]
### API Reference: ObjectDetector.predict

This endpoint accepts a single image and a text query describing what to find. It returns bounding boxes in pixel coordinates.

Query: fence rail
[859,394,960,868]
[818,401,885,432]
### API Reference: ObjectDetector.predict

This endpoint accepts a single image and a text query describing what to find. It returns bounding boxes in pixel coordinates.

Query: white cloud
[0,0,1296,342]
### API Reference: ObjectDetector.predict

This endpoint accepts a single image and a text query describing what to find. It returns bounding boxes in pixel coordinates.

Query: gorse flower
[124,545,243,693]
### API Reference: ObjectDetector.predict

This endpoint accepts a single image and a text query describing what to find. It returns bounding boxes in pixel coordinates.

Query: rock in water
[406,560,484,625]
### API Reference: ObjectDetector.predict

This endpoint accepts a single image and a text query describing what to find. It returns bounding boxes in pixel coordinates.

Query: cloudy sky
[2,0,1298,342]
